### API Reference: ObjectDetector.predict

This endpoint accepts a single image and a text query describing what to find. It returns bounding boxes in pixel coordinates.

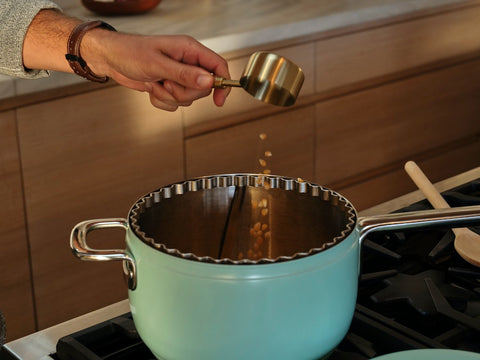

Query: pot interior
[130,174,356,264]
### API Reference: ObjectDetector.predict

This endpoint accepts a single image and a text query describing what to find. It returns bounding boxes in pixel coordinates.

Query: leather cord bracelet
[65,20,116,83]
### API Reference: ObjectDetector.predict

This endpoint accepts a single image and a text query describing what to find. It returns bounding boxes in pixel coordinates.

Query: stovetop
[334,179,480,359]
[2,171,480,360]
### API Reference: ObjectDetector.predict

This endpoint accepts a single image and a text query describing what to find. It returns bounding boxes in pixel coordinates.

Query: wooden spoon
[404,161,480,267]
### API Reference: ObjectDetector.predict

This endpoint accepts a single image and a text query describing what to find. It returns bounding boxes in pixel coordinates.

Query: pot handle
[357,205,480,244]
[70,218,137,290]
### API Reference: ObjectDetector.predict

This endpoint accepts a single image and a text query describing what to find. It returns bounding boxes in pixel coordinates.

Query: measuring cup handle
[70,218,137,290]
[213,76,242,89]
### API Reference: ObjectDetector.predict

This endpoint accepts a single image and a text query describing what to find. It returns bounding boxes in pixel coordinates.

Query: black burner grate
[53,314,155,360]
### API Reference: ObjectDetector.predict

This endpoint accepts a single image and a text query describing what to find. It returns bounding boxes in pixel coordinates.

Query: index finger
[160,36,231,82]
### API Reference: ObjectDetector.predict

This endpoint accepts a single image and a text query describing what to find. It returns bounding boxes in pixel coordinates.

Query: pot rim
[128,174,358,265]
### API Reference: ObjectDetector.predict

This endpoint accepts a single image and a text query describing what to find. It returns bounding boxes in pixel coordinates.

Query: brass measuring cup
[214,52,305,107]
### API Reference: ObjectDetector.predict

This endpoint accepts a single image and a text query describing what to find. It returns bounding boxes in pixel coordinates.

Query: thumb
[196,73,214,89]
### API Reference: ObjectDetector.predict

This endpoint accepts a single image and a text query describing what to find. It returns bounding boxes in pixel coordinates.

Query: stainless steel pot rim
[129,174,357,265]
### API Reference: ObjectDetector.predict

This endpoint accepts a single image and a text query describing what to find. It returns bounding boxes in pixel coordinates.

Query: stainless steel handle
[358,205,480,244]
[70,218,137,290]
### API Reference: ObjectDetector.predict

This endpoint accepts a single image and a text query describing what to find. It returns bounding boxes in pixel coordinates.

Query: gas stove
[2,168,480,360]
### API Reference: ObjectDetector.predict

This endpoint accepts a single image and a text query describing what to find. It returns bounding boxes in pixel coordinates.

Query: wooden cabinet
[314,58,480,188]
[186,106,315,180]
[15,87,184,330]
[339,141,480,210]
[0,111,36,340]
[314,5,480,93]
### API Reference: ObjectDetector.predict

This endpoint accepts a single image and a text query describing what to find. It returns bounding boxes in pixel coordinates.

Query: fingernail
[196,74,212,88]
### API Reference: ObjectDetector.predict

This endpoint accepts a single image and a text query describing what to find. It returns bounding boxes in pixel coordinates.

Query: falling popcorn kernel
[264,150,272,157]
[254,222,261,231]
[259,133,267,140]
[297,178,305,183]
[251,200,258,208]
[255,176,264,186]
[263,182,271,190]
[261,224,268,231]
[259,198,268,208]
[263,169,271,175]
[258,158,267,167]
[261,208,269,216]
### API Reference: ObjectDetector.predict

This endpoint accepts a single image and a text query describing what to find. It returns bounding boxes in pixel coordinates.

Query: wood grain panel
[337,139,480,211]
[185,106,315,180]
[314,59,480,186]
[0,111,35,340]
[315,5,480,93]
[183,43,315,131]
[17,87,184,329]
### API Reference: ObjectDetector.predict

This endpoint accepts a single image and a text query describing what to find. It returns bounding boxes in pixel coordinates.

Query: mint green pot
[71,175,480,360]
[127,224,359,360]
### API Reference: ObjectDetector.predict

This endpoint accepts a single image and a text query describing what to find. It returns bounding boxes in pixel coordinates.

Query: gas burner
[53,314,155,360]
[425,278,480,332]
[370,270,472,315]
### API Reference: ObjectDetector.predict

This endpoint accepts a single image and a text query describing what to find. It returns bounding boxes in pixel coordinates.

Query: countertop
[0,0,474,101]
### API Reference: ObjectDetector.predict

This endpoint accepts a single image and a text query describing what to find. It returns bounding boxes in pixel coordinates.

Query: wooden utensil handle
[404,161,451,209]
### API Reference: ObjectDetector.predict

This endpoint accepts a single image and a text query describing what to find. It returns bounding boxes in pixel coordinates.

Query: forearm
[23,9,128,80]
[20,8,230,109]
[23,9,82,74]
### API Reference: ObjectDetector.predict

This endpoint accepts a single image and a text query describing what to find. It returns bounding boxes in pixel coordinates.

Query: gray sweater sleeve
[0,0,62,79]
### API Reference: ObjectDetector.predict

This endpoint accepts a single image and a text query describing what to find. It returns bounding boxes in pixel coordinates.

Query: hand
[84,31,231,111]
[22,10,231,111]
